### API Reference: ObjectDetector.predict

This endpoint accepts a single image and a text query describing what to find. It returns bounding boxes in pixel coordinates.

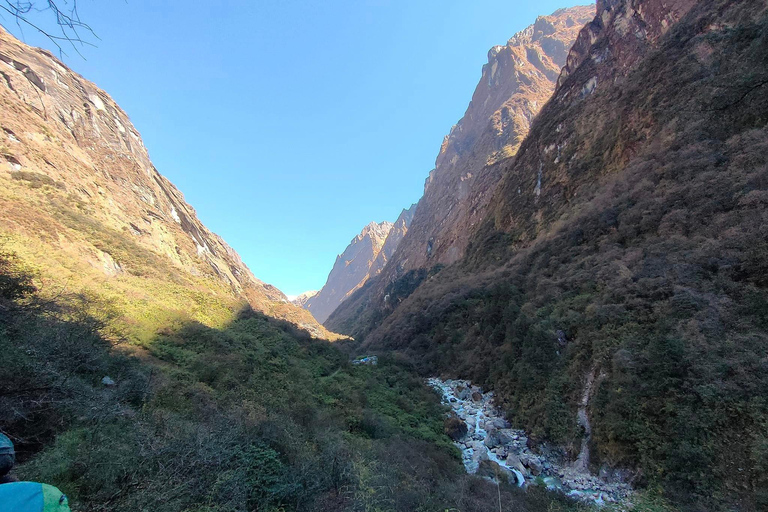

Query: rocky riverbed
[428,378,633,506]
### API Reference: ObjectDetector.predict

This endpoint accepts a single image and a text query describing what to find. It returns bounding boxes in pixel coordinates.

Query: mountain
[326,5,594,338]
[0,18,596,512]
[304,221,393,323]
[303,205,416,326]
[386,6,594,273]
[0,26,336,340]
[290,290,318,308]
[333,0,768,508]
[367,204,417,281]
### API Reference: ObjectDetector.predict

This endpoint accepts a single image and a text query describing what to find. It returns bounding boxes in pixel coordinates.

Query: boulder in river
[522,454,544,475]
[444,414,468,441]
[506,453,528,476]
[492,417,509,429]
[483,430,501,448]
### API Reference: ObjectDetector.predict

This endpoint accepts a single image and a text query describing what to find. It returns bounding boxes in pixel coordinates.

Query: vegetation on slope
[347,2,768,510]
[0,247,588,511]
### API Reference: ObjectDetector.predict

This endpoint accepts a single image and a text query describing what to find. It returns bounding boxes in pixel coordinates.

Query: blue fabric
[0,481,44,511]
[0,434,14,456]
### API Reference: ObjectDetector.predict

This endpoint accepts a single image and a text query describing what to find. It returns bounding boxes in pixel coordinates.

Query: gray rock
[492,418,508,429]
[483,431,501,448]
[101,376,116,387]
[522,454,543,476]
[472,449,489,464]
[505,453,528,476]
[497,430,516,445]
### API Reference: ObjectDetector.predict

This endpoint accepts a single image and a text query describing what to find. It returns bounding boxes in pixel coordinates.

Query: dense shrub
[0,248,584,511]
[350,4,768,510]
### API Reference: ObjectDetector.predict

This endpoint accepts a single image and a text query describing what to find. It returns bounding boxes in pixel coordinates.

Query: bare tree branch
[0,1,99,58]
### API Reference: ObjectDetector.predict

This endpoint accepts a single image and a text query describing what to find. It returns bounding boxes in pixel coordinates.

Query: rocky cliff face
[326,6,593,336]
[344,0,768,507]
[368,204,416,278]
[385,6,594,274]
[0,26,335,339]
[290,290,318,308]
[305,221,393,323]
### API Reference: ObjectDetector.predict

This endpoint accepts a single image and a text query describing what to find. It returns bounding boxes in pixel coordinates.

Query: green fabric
[41,483,71,512]
[0,482,71,511]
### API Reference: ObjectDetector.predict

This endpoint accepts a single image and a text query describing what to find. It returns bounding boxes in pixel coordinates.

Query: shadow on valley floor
[0,247,592,512]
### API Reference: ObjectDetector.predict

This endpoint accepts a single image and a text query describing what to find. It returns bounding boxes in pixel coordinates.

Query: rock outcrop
[368,204,416,277]
[305,221,393,323]
[383,6,594,274]
[290,290,318,308]
[343,0,768,507]
[0,26,335,338]
[326,5,593,337]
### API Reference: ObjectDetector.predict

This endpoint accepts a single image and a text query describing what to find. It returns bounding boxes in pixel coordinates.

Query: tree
[0,1,96,56]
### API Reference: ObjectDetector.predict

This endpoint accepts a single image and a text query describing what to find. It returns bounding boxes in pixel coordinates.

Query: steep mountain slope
[345,0,768,508]
[305,221,392,323]
[392,5,594,271]
[0,26,336,340]
[0,22,588,512]
[367,204,417,278]
[290,290,318,308]
[326,6,593,336]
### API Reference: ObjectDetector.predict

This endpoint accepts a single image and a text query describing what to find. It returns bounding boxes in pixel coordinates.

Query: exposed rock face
[368,204,416,277]
[557,0,697,89]
[290,291,318,308]
[343,0,768,506]
[326,6,593,336]
[385,6,594,274]
[0,26,334,338]
[491,0,697,236]
[305,221,393,323]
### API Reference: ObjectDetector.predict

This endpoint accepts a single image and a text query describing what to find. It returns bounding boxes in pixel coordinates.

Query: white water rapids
[428,377,632,505]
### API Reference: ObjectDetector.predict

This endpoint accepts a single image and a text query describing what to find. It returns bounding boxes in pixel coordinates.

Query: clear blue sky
[3,0,589,296]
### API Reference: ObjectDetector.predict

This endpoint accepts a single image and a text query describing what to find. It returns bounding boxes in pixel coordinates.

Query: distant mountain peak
[304,208,415,324]
[290,290,318,308]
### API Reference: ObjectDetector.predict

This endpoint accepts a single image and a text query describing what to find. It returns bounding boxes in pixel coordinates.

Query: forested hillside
[0,247,593,511]
[335,1,768,509]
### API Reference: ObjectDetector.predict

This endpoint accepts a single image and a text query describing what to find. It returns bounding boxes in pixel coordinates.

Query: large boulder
[505,453,528,476]
[483,430,501,448]
[521,454,543,476]
[444,414,468,441]
[492,417,509,429]
[478,460,524,487]
[472,448,489,466]
[497,430,516,445]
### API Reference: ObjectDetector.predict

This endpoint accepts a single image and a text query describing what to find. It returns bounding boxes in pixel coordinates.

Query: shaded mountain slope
[348,0,768,508]
[0,26,336,340]
[326,6,593,336]
[1,248,593,512]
